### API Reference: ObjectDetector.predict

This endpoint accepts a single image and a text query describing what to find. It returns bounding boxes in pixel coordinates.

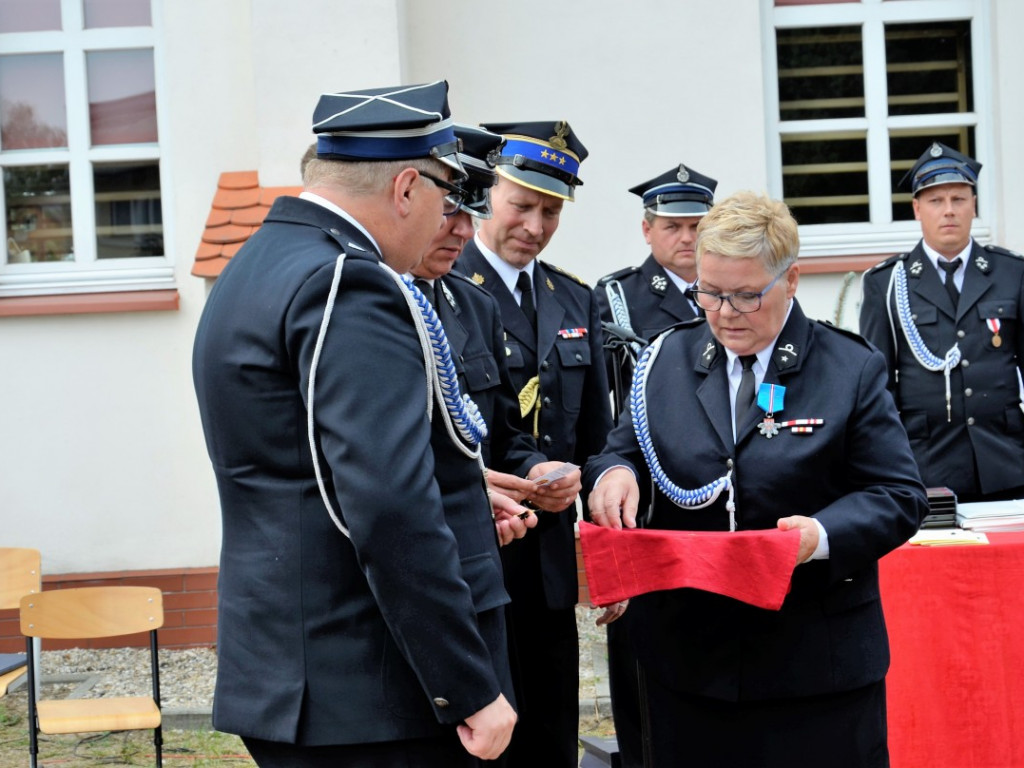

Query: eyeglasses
[419,170,467,217]
[690,270,786,314]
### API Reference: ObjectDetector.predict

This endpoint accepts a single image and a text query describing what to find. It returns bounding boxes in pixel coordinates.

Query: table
[880,531,1024,768]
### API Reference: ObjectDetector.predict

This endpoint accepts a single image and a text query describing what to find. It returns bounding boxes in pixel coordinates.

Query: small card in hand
[532,463,580,486]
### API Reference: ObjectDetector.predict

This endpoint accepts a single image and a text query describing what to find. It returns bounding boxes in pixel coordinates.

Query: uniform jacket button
[574,353,583,362]
[541,360,551,371]
[542,397,552,406]
[965,388,973,397]
[542,435,553,446]
[967,417,976,426]
[957,330,966,338]
[961,359,970,368]
[433,697,449,708]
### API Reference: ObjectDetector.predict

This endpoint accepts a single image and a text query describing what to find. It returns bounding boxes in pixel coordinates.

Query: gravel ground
[30,605,611,716]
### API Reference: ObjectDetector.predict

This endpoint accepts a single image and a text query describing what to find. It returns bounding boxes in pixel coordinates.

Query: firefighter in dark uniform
[454,121,613,768]
[591,163,717,767]
[410,124,581,512]
[596,164,718,415]
[860,141,1024,502]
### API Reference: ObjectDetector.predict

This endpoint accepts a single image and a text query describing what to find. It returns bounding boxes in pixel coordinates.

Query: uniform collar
[299,191,381,255]
[472,233,535,296]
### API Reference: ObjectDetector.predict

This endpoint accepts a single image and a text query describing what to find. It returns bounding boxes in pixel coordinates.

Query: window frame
[0,0,173,299]
[761,0,994,258]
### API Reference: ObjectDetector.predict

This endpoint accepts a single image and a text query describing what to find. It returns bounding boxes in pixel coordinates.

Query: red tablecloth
[880,531,1024,768]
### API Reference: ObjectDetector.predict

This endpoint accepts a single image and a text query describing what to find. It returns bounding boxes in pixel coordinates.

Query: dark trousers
[643,672,888,768]
[500,533,579,768]
[243,733,484,768]
[606,619,645,768]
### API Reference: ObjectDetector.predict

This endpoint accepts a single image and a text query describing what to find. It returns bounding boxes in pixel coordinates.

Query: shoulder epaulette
[866,252,908,274]
[984,244,1024,259]
[815,319,873,349]
[541,260,590,288]
[597,265,641,285]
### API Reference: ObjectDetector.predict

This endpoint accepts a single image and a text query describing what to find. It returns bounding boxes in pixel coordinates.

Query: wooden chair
[0,547,41,697]
[20,586,164,768]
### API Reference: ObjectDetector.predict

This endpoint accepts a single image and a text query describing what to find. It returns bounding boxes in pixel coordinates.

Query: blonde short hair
[696,191,799,275]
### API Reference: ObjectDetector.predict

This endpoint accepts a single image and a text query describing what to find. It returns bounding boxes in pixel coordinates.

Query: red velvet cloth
[578,521,801,610]
[880,532,1024,768]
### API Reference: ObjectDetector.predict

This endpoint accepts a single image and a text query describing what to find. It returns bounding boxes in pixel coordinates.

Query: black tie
[938,258,962,307]
[517,271,536,330]
[414,278,437,309]
[735,355,757,439]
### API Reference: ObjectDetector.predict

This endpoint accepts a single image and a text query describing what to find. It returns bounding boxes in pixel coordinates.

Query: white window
[0,0,171,298]
[762,0,992,258]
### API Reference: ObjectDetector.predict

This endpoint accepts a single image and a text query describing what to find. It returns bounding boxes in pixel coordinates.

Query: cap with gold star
[629,163,717,217]
[481,120,588,202]
[901,141,981,196]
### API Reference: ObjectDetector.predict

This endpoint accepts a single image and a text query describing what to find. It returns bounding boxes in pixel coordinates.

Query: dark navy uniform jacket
[860,240,1024,497]
[456,241,613,609]
[583,300,926,702]
[595,254,699,408]
[193,196,511,746]
[436,270,547,475]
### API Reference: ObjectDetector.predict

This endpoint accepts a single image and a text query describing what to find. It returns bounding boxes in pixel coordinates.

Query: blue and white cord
[631,329,737,530]
[888,260,960,418]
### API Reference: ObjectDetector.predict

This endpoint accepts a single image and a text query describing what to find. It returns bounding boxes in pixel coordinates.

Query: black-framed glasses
[691,270,786,313]
[419,170,466,217]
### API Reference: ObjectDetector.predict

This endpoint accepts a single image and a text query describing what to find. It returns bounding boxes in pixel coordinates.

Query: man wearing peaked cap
[410,124,583,520]
[194,82,521,766]
[454,121,612,768]
[860,141,1024,503]
[592,162,716,768]
[597,163,718,414]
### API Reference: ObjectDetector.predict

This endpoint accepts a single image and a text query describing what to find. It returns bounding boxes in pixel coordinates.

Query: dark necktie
[938,258,962,307]
[414,278,437,310]
[735,355,757,439]
[517,270,536,330]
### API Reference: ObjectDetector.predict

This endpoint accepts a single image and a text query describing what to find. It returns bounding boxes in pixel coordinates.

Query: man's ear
[392,167,420,217]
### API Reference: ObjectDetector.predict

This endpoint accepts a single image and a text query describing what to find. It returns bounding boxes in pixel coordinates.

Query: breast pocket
[460,353,501,395]
[910,305,938,326]
[555,339,591,412]
[977,298,1018,322]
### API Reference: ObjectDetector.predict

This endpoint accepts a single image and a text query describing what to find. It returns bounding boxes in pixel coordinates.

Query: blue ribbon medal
[756,383,786,439]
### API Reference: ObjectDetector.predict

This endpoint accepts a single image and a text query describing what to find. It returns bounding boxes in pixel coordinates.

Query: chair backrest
[0,547,41,610]
[20,586,163,640]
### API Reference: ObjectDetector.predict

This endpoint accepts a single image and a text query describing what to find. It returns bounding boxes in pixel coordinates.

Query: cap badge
[909,259,924,277]
[676,165,690,183]
[472,272,486,285]
[929,143,944,158]
[549,121,570,150]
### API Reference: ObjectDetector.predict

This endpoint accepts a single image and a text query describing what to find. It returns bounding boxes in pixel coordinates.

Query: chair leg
[154,724,163,768]
[25,637,38,768]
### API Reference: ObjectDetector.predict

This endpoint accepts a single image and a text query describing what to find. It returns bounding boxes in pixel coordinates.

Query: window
[763,0,991,257]
[0,0,170,298]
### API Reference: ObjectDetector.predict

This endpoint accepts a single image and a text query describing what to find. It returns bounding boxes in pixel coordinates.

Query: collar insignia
[773,342,800,370]
[909,259,924,277]
[471,272,485,285]
[440,280,457,310]
[651,274,668,294]
[975,255,991,273]
[546,277,555,291]
[700,340,717,368]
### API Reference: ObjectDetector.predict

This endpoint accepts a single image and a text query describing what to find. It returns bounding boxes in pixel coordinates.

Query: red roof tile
[192,172,301,278]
